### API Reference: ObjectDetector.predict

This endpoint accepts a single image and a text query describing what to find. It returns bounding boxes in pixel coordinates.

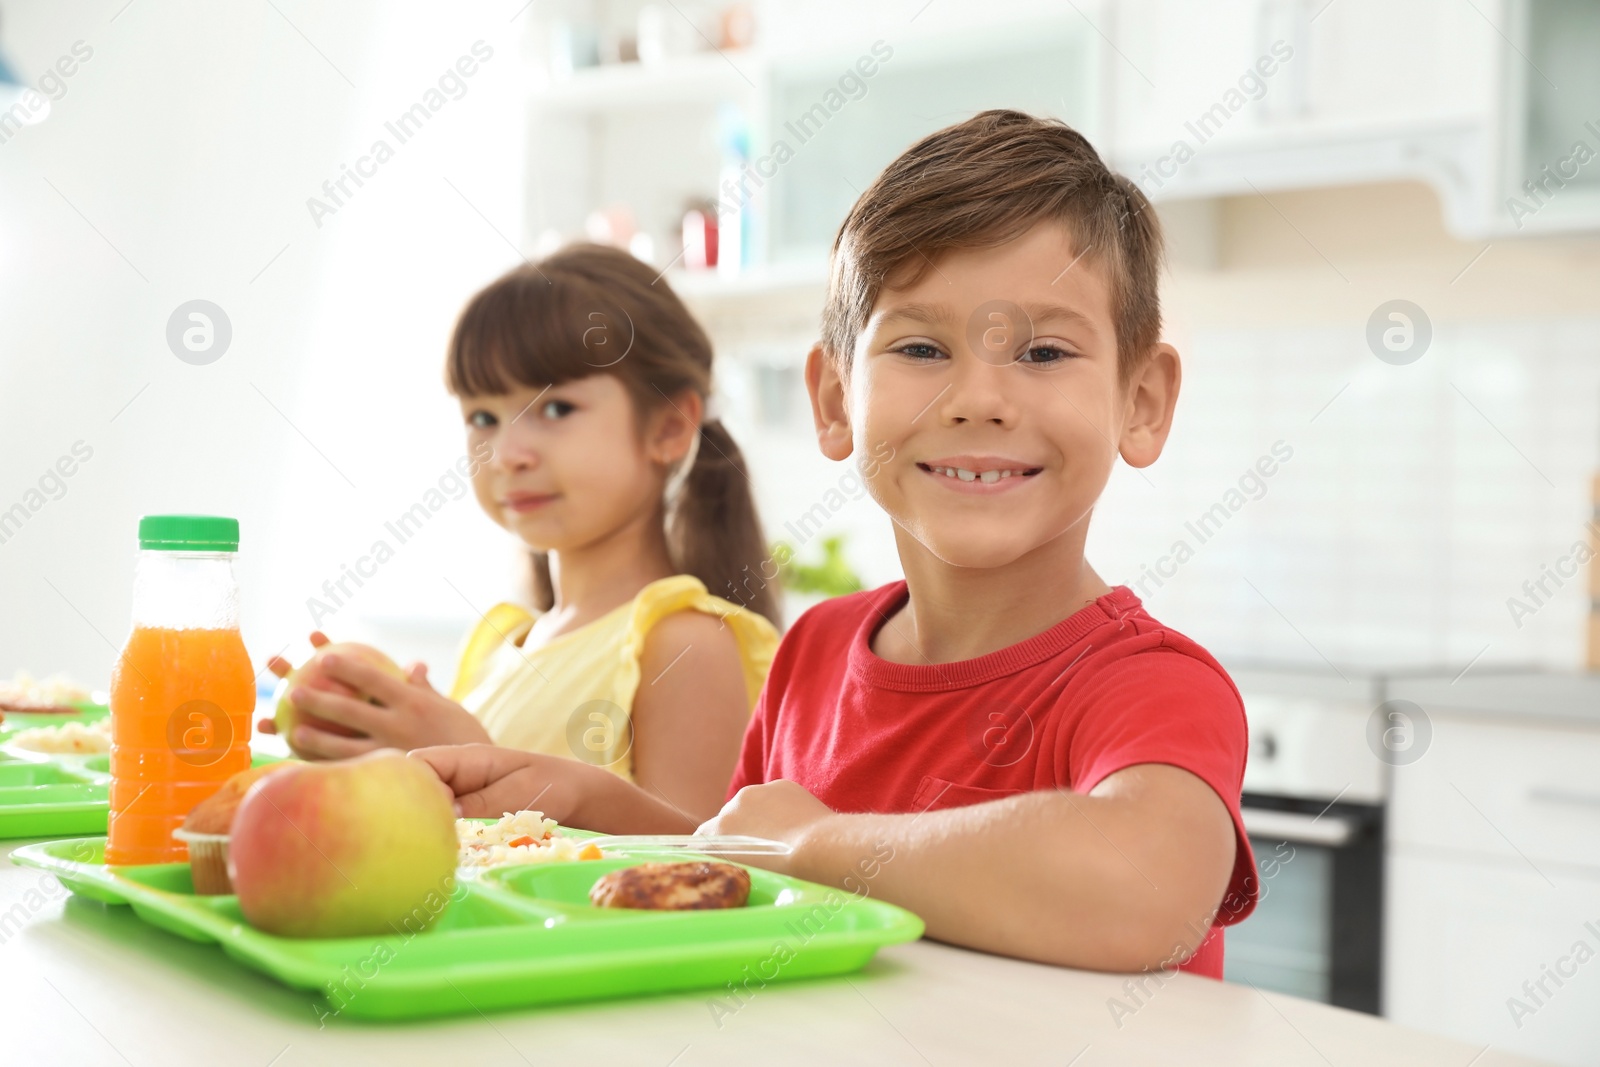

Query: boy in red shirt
[417,109,1256,976]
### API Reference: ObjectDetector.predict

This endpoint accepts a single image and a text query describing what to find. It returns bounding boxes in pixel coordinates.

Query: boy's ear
[804,342,854,462]
[1119,342,1181,468]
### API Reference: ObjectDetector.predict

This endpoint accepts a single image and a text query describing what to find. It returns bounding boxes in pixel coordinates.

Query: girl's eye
[466,410,497,429]
[541,399,576,419]
[895,342,945,361]
[1017,344,1076,365]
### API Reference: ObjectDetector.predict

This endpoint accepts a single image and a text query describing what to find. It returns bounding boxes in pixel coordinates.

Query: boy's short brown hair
[820,109,1164,379]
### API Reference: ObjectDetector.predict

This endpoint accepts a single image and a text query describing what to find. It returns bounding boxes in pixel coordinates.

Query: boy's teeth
[928,465,1026,482]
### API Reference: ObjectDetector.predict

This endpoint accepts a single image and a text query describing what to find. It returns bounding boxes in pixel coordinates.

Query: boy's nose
[941,358,1016,426]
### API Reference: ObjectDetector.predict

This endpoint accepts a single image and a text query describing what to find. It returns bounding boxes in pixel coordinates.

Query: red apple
[229,750,458,938]
[273,641,406,749]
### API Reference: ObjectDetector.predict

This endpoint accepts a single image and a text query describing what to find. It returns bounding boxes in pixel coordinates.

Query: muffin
[176,762,298,894]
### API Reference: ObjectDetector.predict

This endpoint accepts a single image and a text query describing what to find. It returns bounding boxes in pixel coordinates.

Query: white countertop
[1387,670,1600,725]
[1,839,1554,1067]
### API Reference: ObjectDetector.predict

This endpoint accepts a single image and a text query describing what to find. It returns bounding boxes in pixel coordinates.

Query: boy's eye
[541,399,576,419]
[1017,344,1076,365]
[466,409,497,429]
[895,342,945,361]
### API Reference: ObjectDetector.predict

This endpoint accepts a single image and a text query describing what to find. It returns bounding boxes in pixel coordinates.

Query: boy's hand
[256,634,492,759]
[409,744,582,823]
[697,779,836,875]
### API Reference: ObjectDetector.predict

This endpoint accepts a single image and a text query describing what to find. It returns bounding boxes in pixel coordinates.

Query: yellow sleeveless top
[448,575,779,782]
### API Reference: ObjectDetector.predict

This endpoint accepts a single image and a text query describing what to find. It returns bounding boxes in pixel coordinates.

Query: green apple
[229,750,459,938]
[273,641,406,747]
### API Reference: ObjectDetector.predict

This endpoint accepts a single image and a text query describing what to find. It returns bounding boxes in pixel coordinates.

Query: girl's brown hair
[445,243,780,629]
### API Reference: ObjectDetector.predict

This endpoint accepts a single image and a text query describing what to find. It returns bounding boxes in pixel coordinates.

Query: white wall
[0,1,535,691]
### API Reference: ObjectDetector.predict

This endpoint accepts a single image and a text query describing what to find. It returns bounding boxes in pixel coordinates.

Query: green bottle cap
[137,515,240,552]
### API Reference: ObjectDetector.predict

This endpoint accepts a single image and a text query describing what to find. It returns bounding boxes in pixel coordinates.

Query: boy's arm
[701,764,1237,972]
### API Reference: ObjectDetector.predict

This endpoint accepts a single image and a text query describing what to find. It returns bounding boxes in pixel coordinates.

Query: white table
[1,838,1552,1067]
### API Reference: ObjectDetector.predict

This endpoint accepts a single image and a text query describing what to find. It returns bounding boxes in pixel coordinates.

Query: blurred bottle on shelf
[638,4,697,65]
[549,21,601,79]
[682,201,719,270]
[716,103,752,277]
[1588,473,1599,670]
[718,3,757,50]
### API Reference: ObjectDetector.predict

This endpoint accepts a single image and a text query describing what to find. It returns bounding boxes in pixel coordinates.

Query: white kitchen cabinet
[1389,715,1600,870]
[1496,0,1600,234]
[1386,850,1600,1067]
[1105,0,1491,158]
[1385,709,1600,1067]
[1102,0,1600,237]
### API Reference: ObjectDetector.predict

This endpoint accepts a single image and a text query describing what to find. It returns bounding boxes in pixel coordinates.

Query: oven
[1231,792,1385,1012]
[1221,666,1391,1013]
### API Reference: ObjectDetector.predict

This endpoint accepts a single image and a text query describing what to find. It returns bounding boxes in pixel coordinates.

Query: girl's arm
[411,608,753,834]
[626,608,752,823]
[410,744,699,834]
[700,765,1238,972]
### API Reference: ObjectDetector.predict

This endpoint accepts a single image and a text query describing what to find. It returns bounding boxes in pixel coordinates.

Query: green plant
[773,534,864,597]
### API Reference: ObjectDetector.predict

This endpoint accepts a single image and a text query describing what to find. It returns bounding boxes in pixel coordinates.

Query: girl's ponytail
[667,416,780,630]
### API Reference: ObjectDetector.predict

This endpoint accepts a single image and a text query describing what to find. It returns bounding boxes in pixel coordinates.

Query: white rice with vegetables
[456,810,605,868]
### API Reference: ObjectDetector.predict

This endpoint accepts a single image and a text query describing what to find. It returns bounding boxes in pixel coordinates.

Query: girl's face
[460,374,695,553]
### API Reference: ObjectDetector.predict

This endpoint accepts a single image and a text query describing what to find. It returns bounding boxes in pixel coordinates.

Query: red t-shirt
[728,581,1257,979]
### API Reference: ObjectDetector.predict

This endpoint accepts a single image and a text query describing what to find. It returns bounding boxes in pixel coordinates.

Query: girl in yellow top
[264,244,781,824]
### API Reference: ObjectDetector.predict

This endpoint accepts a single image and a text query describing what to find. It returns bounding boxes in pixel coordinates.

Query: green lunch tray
[0,706,278,839]
[12,837,925,1020]
[0,703,111,838]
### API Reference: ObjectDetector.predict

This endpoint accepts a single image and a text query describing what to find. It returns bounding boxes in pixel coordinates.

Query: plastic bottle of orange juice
[106,515,254,866]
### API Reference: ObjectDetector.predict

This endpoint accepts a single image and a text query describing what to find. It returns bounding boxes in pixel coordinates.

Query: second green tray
[0,702,278,839]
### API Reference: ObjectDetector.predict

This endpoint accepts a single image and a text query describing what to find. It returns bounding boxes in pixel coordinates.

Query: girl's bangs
[446,270,609,397]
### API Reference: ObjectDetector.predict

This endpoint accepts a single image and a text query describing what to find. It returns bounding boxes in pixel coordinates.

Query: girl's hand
[696,780,836,875]
[256,631,353,739]
[409,744,586,824]
[258,635,493,759]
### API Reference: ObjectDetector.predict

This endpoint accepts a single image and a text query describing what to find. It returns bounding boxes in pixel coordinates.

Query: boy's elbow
[1117,905,1212,971]
[1028,852,1227,972]
[1038,906,1207,973]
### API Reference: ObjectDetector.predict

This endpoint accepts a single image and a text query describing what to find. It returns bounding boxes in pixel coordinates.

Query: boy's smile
[917,455,1044,491]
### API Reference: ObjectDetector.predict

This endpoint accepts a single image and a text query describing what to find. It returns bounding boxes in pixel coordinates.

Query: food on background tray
[229,751,458,938]
[456,810,606,868]
[0,670,94,713]
[272,641,407,746]
[589,861,752,911]
[6,717,112,754]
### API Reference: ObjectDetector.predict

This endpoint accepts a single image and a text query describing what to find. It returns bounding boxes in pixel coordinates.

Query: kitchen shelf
[531,50,760,113]
[663,258,828,301]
